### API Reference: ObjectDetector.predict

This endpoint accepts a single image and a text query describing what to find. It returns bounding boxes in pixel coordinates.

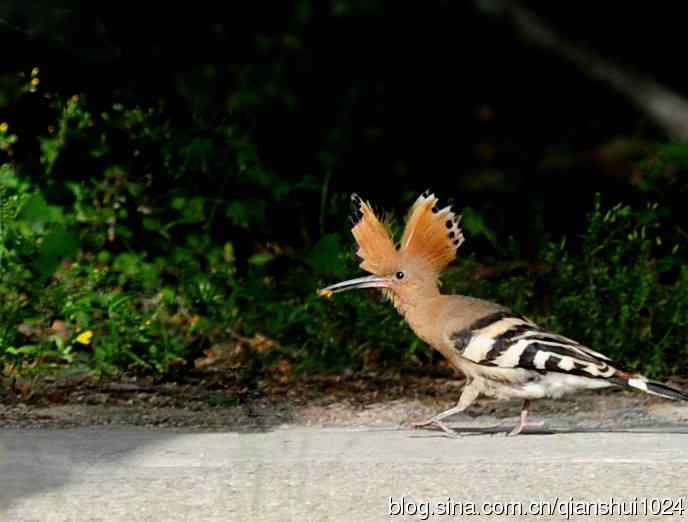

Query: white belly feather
[479,372,614,401]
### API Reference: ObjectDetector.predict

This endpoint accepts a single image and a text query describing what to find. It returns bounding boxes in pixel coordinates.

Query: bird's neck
[389,286,444,346]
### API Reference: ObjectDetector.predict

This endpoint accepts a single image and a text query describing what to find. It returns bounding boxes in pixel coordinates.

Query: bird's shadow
[408,424,688,437]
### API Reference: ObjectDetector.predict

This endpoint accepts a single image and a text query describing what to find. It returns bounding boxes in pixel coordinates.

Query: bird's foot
[508,419,545,437]
[411,418,458,437]
[410,417,435,429]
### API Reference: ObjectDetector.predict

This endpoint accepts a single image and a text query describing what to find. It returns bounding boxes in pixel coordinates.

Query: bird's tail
[613,376,688,401]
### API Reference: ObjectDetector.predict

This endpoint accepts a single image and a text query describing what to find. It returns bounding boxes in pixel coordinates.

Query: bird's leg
[412,381,479,436]
[508,399,545,436]
[411,404,464,436]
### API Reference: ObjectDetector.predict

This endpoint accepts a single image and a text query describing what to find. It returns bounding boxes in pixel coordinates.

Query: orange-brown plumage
[399,192,464,275]
[350,194,397,276]
[349,191,464,278]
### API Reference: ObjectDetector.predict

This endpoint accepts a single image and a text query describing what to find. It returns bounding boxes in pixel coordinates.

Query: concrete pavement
[2,425,688,521]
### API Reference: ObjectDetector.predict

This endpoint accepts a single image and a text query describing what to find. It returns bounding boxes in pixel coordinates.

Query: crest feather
[350,193,397,275]
[399,191,464,273]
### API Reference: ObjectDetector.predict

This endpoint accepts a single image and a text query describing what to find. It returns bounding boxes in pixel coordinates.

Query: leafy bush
[537,198,688,376]
[446,196,688,377]
[0,74,687,381]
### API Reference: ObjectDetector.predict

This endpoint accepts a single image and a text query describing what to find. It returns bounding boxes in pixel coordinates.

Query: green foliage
[447,196,688,377]
[537,198,688,376]
[0,83,687,381]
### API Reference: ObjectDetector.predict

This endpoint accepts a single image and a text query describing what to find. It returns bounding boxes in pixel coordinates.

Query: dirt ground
[2,370,687,433]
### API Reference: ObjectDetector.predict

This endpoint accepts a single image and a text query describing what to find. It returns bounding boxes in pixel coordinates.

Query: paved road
[2,425,688,521]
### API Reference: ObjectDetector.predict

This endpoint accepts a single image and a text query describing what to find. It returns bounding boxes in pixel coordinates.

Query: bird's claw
[411,418,459,438]
[508,420,545,436]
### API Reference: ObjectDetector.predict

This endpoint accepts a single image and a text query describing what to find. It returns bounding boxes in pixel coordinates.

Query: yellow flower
[30,78,40,87]
[0,122,8,133]
[75,330,94,345]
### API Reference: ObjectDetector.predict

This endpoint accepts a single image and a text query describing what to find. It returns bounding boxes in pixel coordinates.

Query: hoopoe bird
[318,190,688,436]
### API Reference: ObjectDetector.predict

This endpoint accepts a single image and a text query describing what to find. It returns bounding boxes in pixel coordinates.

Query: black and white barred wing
[449,311,624,379]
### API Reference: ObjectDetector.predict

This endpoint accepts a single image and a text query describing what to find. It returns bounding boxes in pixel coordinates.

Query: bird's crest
[349,190,464,275]
[349,193,397,275]
[399,190,464,274]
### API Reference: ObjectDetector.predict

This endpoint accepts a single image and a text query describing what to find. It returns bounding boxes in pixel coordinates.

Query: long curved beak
[318,275,394,297]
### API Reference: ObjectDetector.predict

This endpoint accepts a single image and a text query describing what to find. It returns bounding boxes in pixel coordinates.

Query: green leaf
[0,163,18,188]
[160,287,176,304]
[5,345,42,356]
[113,252,141,276]
[35,227,80,276]
[271,180,291,201]
[171,196,186,210]
[245,166,272,188]
[97,251,111,263]
[39,136,61,173]
[180,196,205,223]
[107,293,133,315]
[658,143,688,168]
[305,233,346,277]
[248,252,274,266]
[226,199,266,228]
[143,217,162,231]
[19,193,63,226]
[461,207,496,246]
[183,137,215,172]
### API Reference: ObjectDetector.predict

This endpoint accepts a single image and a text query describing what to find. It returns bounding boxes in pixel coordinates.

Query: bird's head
[318,190,464,302]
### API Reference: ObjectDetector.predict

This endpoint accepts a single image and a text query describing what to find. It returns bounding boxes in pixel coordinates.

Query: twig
[474,0,688,141]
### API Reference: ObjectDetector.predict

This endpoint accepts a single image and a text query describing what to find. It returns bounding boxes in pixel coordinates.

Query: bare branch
[475,0,688,141]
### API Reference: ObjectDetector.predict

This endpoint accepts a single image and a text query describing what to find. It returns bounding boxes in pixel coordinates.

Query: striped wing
[449,311,626,379]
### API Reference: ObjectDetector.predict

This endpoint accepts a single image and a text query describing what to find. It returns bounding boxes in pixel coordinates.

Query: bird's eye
[395,271,405,280]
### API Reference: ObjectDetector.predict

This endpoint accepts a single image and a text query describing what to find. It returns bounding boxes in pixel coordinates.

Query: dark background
[1,1,687,378]
[3,2,685,254]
